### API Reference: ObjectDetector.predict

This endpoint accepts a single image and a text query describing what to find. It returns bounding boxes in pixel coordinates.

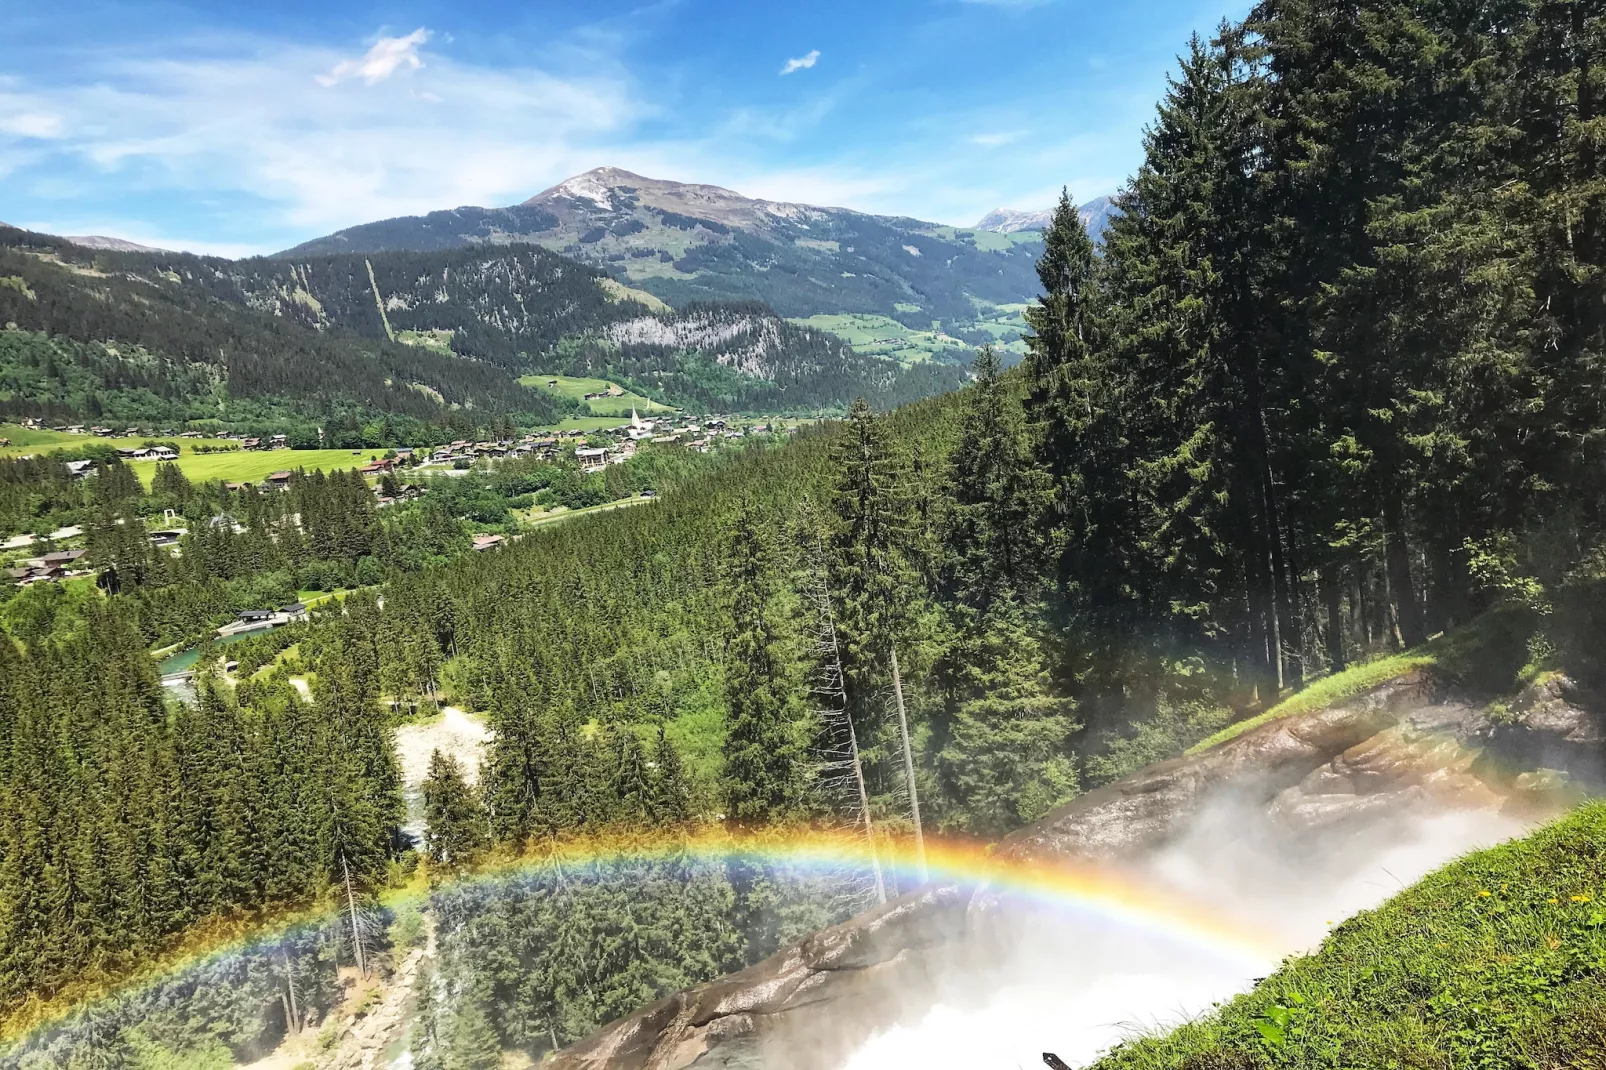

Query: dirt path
[394,706,489,787]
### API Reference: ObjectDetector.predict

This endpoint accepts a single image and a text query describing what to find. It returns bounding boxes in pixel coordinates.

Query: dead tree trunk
[889,645,926,882]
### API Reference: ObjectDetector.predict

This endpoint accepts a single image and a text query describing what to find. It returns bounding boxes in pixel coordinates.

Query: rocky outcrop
[550,671,1602,1070]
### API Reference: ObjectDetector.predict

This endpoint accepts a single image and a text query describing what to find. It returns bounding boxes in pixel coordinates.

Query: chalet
[121,428,141,437]
[224,481,254,492]
[64,459,95,478]
[8,564,65,585]
[237,609,275,623]
[117,448,147,459]
[270,434,288,449]
[471,534,505,552]
[240,437,263,450]
[91,426,114,437]
[38,549,87,568]
[148,529,186,547]
[393,448,414,461]
[20,417,40,429]
[279,602,307,620]
[358,460,394,475]
[150,445,178,461]
[267,471,293,488]
[179,431,204,438]
[575,446,608,473]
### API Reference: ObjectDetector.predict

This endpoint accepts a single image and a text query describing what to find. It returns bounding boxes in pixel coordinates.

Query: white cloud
[0,111,65,139]
[969,130,1023,148]
[317,28,429,87]
[2,30,639,242]
[779,49,820,75]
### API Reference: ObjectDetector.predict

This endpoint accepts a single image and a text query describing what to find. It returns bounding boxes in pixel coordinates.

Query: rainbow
[1,828,1281,1050]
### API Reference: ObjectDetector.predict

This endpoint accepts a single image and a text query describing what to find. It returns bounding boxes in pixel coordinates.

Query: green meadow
[0,424,238,460]
[518,374,673,416]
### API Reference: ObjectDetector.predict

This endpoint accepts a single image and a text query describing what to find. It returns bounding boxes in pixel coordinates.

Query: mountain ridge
[278,167,1047,329]
[972,194,1118,240]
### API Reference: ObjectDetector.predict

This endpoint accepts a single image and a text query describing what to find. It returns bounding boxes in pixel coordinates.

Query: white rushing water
[841,808,1528,1070]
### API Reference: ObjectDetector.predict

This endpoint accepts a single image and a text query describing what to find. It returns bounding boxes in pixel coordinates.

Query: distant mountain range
[972,195,1119,241]
[278,167,1046,330]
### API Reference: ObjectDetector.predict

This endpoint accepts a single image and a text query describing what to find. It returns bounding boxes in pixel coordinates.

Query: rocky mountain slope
[972,194,1119,241]
[220,243,967,411]
[548,668,1603,1070]
[278,167,1045,329]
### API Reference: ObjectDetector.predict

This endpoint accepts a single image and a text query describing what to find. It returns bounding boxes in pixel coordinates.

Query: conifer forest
[1,0,1604,1068]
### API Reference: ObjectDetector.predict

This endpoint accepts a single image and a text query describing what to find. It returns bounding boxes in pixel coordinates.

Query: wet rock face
[550,672,1600,1070]
[1480,675,1606,792]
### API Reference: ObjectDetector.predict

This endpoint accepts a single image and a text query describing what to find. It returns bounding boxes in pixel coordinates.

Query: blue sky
[0,0,1248,256]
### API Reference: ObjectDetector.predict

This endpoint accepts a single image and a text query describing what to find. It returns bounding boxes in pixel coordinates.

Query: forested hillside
[1,230,960,422]
[0,228,564,436]
[1,0,1603,1067]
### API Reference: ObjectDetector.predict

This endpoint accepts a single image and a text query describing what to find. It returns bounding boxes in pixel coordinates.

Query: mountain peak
[973,195,1119,241]
[525,167,751,213]
[972,207,1054,234]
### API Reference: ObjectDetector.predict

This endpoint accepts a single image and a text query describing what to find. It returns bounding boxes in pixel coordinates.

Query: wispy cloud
[316,28,430,87]
[0,110,64,139]
[970,130,1024,148]
[1,29,638,244]
[779,49,820,75]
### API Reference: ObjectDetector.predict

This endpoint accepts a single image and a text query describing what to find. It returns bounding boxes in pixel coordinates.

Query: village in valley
[0,402,802,622]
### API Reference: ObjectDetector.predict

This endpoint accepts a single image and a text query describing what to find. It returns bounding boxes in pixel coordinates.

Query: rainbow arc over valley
[1,828,1283,1047]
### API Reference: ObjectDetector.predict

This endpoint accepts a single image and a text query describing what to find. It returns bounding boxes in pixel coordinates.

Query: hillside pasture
[519,375,671,416]
[789,313,973,364]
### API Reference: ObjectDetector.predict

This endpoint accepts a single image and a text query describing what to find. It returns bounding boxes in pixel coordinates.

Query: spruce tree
[422,750,487,872]
[719,501,804,826]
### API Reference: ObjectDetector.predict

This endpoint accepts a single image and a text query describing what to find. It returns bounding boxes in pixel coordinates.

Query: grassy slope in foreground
[1090,803,1606,1069]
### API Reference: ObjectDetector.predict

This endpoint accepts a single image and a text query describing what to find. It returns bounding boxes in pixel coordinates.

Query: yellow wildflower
[1571,894,1592,903]
[1476,889,1491,898]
